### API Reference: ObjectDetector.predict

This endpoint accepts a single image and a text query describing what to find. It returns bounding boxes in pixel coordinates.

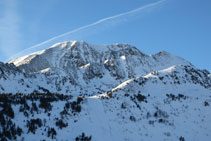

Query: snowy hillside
[0,41,211,140]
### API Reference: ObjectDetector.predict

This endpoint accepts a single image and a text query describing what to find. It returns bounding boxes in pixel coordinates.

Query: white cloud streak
[10,0,167,60]
[0,0,21,59]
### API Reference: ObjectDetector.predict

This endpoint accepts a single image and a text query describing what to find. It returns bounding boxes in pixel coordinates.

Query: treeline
[0,92,73,104]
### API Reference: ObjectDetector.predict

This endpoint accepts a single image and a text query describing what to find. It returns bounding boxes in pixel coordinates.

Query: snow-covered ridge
[9,40,190,75]
[97,65,211,98]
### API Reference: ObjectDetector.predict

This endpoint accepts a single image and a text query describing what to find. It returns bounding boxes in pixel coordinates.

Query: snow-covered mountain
[0,41,211,140]
[3,40,191,94]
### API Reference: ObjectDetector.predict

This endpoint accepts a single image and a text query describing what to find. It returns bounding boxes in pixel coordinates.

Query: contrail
[9,0,167,60]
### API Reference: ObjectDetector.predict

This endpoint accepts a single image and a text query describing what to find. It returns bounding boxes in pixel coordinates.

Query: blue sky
[0,0,211,71]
